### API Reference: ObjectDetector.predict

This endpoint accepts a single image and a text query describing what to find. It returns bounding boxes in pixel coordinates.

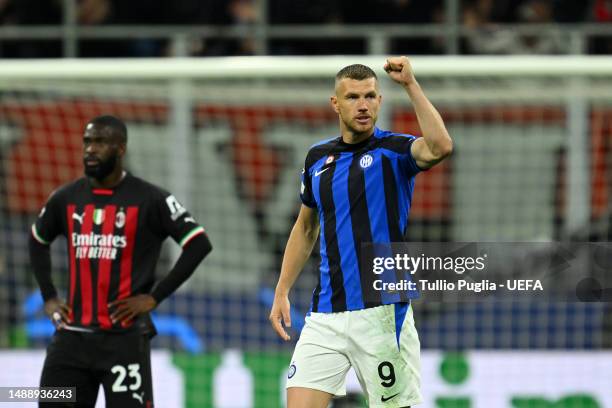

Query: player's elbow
[295,208,319,244]
[434,138,453,160]
[29,232,48,254]
[185,233,213,261]
[200,233,213,258]
[302,221,320,244]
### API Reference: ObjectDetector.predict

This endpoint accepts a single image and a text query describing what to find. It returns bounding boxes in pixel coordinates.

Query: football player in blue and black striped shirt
[270,56,453,408]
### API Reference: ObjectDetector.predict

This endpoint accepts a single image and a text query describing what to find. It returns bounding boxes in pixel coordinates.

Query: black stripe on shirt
[377,135,415,154]
[319,161,347,312]
[311,279,321,313]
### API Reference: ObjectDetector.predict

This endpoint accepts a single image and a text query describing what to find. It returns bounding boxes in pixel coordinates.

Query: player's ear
[118,143,127,157]
[330,95,339,114]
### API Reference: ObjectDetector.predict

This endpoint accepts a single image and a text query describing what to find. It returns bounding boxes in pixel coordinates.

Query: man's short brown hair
[335,64,377,81]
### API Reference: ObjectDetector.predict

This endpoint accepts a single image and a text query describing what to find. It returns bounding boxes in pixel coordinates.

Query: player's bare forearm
[385,56,453,168]
[275,205,319,296]
[270,205,319,340]
[404,80,452,159]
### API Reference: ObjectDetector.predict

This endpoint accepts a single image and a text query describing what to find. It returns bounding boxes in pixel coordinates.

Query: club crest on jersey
[360,154,373,169]
[288,363,297,379]
[325,155,334,165]
[115,209,126,228]
[93,209,105,225]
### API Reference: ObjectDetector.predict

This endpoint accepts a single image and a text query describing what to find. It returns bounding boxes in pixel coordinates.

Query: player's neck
[341,130,373,145]
[89,168,126,189]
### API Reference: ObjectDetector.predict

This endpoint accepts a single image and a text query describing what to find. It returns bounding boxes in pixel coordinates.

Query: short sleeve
[403,135,425,176]
[156,193,205,247]
[299,163,316,208]
[31,191,63,245]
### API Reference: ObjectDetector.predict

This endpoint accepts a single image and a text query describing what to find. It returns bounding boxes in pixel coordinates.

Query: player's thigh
[348,304,422,408]
[286,313,352,398]
[39,331,99,407]
[97,332,153,408]
[287,387,333,408]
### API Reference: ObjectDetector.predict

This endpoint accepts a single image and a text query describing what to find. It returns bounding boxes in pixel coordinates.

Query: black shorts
[39,329,153,408]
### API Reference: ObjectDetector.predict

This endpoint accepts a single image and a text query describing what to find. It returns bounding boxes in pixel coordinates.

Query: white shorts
[286,303,422,407]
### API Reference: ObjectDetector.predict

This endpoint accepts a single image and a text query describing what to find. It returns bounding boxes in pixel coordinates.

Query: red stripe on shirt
[79,205,95,326]
[96,205,116,329]
[118,207,138,328]
[66,205,77,323]
[92,189,114,196]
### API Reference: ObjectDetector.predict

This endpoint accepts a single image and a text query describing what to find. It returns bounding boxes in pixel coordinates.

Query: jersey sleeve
[402,135,425,176]
[299,162,316,208]
[31,190,63,245]
[156,192,206,247]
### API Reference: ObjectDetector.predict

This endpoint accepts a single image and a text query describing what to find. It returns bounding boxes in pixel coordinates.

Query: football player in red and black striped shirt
[29,115,212,407]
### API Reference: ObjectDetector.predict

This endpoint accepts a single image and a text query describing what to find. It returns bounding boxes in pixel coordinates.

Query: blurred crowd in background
[0,0,610,57]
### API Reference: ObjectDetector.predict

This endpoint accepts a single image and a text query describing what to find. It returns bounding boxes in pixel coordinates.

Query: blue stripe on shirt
[333,153,364,310]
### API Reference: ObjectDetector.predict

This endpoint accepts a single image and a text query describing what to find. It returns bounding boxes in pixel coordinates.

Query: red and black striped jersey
[31,173,205,333]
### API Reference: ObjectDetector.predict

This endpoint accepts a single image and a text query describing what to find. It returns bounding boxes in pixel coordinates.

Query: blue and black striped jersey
[300,127,423,313]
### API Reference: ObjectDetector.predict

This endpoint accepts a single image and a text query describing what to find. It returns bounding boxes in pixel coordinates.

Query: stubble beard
[342,114,376,139]
[84,154,118,181]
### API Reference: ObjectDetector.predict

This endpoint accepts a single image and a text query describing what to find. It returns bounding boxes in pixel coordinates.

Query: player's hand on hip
[44,297,72,328]
[269,294,292,341]
[108,294,157,325]
[384,56,416,87]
